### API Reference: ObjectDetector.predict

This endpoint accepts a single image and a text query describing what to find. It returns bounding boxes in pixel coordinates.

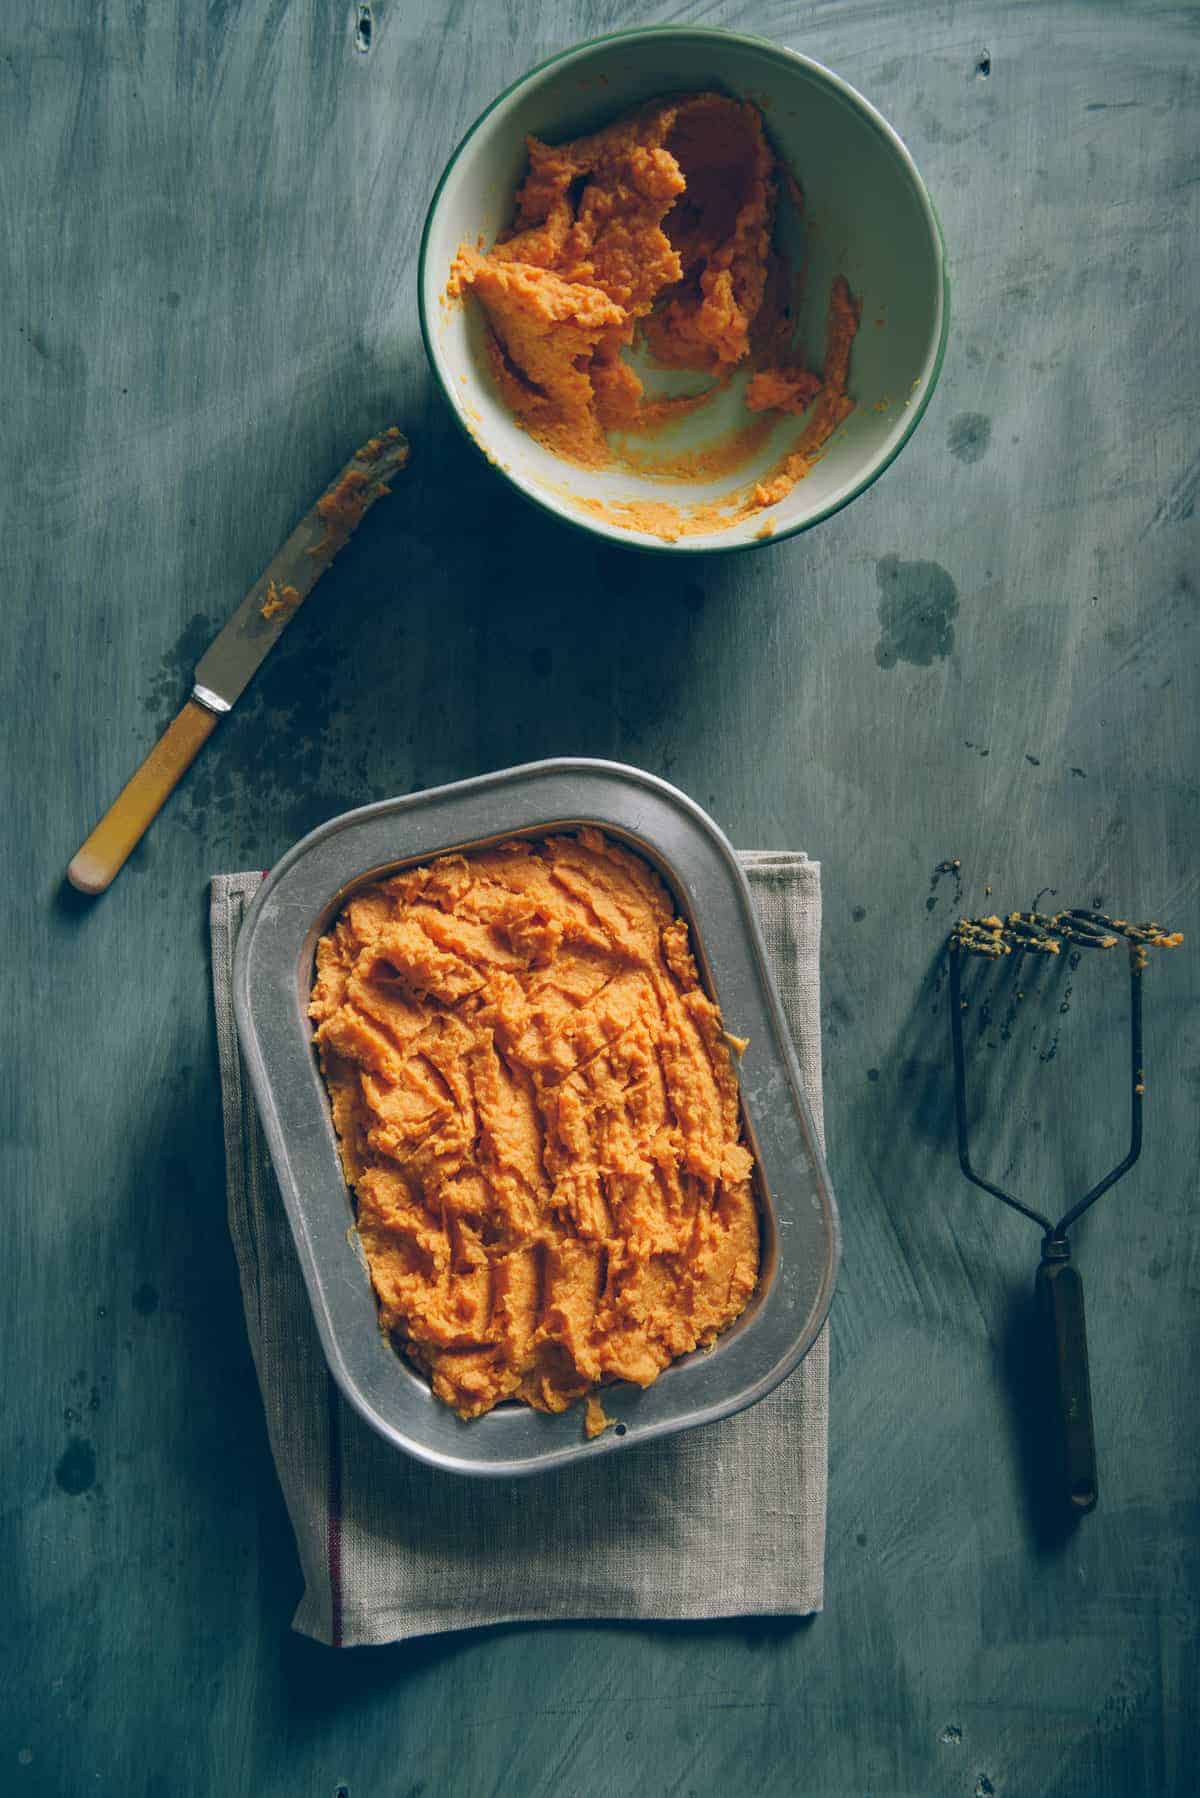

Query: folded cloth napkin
[210,852,827,1647]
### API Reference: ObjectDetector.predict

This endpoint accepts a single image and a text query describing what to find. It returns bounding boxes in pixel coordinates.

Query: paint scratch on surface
[1145,453,1200,531]
[54,1437,96,1495]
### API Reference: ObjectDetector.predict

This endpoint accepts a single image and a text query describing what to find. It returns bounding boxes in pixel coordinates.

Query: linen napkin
[210,851,828,1647]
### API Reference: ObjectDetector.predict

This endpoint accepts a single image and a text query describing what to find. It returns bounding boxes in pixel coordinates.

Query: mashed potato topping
[310,831,760,1422]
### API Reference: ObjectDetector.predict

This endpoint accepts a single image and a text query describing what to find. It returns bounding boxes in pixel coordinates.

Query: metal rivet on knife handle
[66,428,410,895]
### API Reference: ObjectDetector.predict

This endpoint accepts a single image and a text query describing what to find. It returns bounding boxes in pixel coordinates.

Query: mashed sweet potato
[309,830,760,1423]
[449,90,859,526]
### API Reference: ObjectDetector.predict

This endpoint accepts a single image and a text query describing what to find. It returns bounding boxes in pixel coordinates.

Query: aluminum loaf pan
[232,758,839,1476]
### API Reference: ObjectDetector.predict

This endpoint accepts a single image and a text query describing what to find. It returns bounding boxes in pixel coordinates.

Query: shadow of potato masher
[954,933,1166,1542]
[858,932,1136,1545]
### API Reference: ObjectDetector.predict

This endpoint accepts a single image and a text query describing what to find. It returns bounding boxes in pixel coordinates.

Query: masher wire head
[951,908,1181,962]
[948,907,1182,1247]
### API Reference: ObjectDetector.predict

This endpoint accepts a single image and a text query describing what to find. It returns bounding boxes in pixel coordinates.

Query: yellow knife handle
[66,699,221,895]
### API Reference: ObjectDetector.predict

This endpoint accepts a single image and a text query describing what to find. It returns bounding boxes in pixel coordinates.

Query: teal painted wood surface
[2,1,1198,1793]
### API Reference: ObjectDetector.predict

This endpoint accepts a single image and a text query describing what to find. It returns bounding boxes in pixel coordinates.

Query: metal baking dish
[232,758,839,1477]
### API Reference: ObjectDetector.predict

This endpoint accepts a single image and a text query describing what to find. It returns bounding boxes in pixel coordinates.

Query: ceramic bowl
[418,25,948,554]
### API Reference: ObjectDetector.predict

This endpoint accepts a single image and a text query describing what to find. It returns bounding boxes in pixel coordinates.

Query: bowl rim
[417,23,950,556]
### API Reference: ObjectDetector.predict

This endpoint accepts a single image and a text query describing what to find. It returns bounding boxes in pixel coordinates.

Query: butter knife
[67,427,409,895]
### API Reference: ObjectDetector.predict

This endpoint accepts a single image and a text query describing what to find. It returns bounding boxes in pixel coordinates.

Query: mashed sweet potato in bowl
[419,27,947,552]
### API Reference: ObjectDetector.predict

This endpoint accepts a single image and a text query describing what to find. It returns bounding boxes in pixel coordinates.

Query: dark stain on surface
[142,612,220,721]
[919,111,971,148]
[852,905,867,922]
[1025,753,1041,766]
[875,556,959,668]
[948,412,992,463]
[148,564,372,849]
[928,858,964,911]
[133,1282,160,1315]
[55,1437,96,1496]
[867,1068,880,1082]
[1069,766,1087,778]
[975,52,991,78]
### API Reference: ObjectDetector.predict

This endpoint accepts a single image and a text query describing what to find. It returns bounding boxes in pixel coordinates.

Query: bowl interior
[420,29,947,551]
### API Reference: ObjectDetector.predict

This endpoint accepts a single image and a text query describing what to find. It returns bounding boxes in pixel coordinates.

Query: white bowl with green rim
[418,27,948,555]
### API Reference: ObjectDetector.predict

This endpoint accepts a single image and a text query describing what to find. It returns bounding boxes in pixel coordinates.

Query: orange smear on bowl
[449,90,861,529]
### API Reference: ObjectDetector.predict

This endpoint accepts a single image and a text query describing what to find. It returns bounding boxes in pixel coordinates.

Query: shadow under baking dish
[232,759,839,1477]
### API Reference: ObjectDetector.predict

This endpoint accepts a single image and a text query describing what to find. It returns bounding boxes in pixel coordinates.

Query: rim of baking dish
[233,759,840,1476]
[417,23,950,557]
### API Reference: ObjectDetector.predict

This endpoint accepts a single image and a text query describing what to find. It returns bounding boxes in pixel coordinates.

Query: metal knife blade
[66,426,410,895]
[192,426,410,713]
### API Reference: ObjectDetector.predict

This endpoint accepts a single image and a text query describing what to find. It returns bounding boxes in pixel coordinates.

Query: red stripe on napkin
[327,1377,344,1649]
